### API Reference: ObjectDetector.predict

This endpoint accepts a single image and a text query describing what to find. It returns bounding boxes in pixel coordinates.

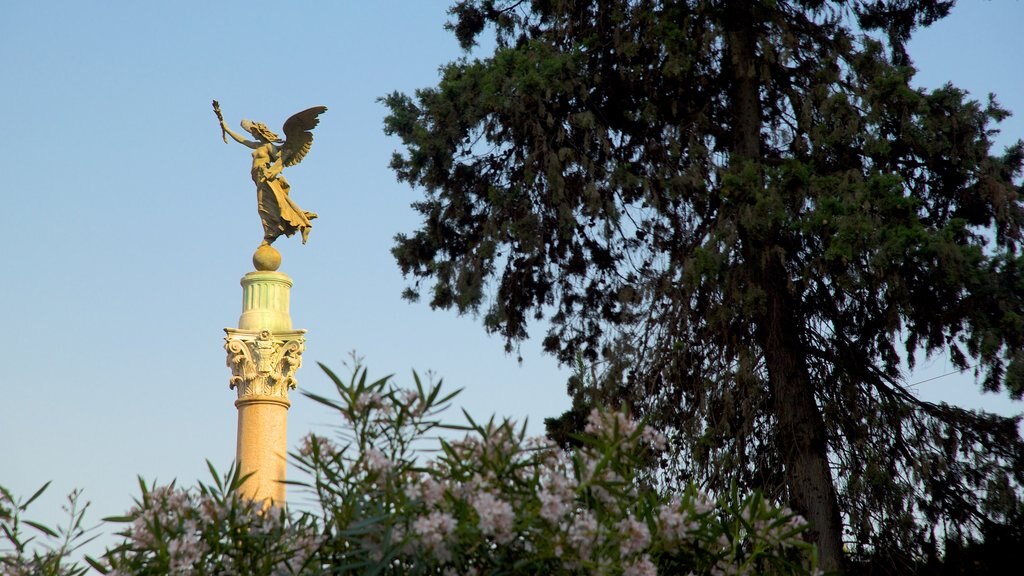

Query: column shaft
[224,271,306,505]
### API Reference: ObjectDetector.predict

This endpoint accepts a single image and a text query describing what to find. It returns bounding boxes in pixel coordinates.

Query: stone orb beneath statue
[253,244,282,271]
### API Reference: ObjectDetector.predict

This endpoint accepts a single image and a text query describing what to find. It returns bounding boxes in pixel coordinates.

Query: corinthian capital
[224,328,307,399]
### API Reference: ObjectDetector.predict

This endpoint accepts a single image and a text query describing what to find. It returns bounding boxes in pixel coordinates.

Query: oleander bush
[3,361,818,575]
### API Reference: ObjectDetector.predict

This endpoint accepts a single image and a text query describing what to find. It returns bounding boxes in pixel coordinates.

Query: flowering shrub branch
[1,483,99,576]
[2,360,819,575]
[100,465,322,575]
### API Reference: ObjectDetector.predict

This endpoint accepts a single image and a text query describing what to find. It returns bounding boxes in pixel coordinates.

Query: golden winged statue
[215,101,327,246]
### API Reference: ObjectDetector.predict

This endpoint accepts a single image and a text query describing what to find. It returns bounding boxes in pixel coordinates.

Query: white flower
[421,477,445,506]
[788,513,808,530]
[692,491,715,515]
[658,500,698,542]
[641,427,667,451]
[472,491,515,544]
[130,514,155,548]
[401,389,427,416]
[168,536,207,575]
[567,509,599,562]
[413,510,457,562]
[364,447,393,473]
[401,389,419,405]
[616,515,651,556]
[405,476,446,507]
[623,554,658,576]
[298,433,336,459]
[525,436,557,451]
[584,408,638,438]
[538,486,570,523]
[285,532,324,572]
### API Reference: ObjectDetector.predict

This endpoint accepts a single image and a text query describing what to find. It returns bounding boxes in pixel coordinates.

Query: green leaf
[22,480,51,509]
[317,361,345,388]
[23,519,58,538]
[85,555,109,574]
[206,459,222,488]
[101,515,135,523]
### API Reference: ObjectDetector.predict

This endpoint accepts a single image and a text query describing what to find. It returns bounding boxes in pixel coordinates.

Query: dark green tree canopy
[385,0,1024,570]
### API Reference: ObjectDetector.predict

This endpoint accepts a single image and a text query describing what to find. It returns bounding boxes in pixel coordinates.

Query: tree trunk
[724,3,844,571]
[759,257,845,573]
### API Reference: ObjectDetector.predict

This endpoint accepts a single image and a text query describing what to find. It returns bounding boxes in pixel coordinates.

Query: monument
[214,101,327,504]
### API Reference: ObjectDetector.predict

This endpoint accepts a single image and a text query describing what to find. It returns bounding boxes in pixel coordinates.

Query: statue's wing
[281,106,328,167]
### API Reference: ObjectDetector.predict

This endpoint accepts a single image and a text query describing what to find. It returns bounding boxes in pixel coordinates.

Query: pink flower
[641,427,667,451]
[401,389,419,405]
[421,477,445,506]
[472,491,515,544]
[298,433,336,459]
[692,491,715,515]
[566,509,599,562]
[616,515,651,556]
[406,476,446,507]
[623,554,658,576]
[584,408,639,438]
[413,510,457,561]
[168,536,207,575]
[353,392,383,412]
[658,500,698,542]
[538,486,570,523]
[363,448,393,473]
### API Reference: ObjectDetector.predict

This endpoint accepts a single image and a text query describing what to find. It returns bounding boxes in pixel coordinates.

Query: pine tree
[384,1,1024,571]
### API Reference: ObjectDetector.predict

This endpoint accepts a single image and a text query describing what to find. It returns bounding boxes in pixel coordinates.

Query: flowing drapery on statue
[214,101,327,249]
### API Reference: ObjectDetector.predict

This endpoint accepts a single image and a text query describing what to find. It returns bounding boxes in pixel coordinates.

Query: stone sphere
[253,244,282,271]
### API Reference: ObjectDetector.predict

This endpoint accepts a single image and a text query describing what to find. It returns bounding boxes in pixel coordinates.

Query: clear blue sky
[2,0,1022,553]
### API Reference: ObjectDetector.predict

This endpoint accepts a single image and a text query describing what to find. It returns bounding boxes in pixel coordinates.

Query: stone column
[224,270,306,504]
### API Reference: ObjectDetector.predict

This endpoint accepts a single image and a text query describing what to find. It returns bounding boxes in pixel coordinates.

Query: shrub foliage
[3,362,817,575]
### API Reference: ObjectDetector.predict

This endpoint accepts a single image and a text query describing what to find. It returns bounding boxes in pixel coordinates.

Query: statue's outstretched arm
[222,123,261,150]
[213,101,261,149]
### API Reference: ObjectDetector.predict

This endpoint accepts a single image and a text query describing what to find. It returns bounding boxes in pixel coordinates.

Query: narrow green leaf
[23,519,59,538]
[23,480,51,509]
[85,555,110,574]
[317,361,344,387]
[206,459,222,488]
[301,390,345,411]
[1,523,22,550]
[101,515,135,523]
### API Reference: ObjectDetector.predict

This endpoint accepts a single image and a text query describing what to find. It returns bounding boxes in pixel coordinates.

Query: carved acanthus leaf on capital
[224,328,306,399]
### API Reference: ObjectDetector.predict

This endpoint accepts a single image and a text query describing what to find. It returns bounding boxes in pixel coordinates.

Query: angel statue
[214,101,327,247]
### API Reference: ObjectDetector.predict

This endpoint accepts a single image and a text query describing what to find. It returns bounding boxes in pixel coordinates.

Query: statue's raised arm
[213,101,327,269]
